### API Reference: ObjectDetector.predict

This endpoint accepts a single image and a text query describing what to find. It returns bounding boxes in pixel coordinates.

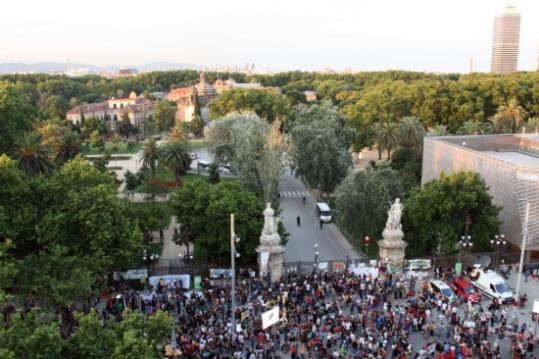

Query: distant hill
[0,62,201,74]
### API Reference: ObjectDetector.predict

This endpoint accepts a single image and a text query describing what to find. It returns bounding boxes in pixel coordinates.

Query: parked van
[469,268,514,304]
[316,203,332,223]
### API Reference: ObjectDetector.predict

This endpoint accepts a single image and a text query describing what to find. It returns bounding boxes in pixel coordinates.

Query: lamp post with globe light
[143,249,160,291]
[458,235,473,264]
[490,234,506,269]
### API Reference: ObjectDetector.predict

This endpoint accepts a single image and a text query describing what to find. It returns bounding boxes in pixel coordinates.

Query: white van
[469,268,514,304]
[316,203,332,223]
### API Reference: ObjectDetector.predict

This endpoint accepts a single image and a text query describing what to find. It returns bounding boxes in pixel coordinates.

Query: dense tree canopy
[0,156,142,308]
[290,103,354,195]
[170,179,266,265]
[0,81,35,154]
[208,113,292,201]
[403,171,501,257]
[334,167,404,252]
[209,88,291,123]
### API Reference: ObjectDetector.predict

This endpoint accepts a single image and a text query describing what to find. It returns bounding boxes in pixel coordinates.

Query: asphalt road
[278,170,363,262]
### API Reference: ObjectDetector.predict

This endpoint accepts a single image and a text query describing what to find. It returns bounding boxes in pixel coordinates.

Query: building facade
[490,6,521,74]
[167,72,217,124]
[66,91,153,127]
[422,135,539,256]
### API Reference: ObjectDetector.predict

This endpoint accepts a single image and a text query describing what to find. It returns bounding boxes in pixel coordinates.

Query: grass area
[83,141,142,155]
[189,139,207,151]
[127,201,173,229]
[132,165,238,193]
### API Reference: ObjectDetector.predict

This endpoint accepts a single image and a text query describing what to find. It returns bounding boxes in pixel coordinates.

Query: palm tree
[140,138,160,178]
[489,115,512,134]
[495,99,527,133]
[161,140,192,186]
[14,132,54,176]
[458,120,481,135]
[377,121,400,160]
[398,116,426,150]
[167,126,185,141]
[54,132,81,165]
[428,125,450,136]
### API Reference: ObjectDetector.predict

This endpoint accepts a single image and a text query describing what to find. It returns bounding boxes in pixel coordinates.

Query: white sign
[261,306,280,329]
[260,252,270,274]
[318,262,328,271]
[348,263,379,278]
[210,268,233,279]
[113,269,148,281]
[533,299,539,314]
[407,259,432,270]
[149,275,190,289]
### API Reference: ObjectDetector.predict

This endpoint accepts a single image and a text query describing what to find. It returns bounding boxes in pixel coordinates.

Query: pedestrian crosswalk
[279,190,309,198]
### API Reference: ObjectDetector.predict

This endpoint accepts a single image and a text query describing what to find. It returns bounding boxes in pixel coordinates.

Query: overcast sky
[1,0,538,73]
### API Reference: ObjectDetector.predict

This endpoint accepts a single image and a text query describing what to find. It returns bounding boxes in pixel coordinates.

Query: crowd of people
[94,265,538,359]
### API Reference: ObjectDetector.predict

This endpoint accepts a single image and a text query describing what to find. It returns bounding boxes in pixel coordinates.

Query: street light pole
[230,214,237,341]
[513,203,530,320]
[458,235,473,264]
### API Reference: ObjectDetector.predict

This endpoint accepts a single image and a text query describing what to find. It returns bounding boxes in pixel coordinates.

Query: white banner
[260,252,270,274]
[533,299,539,314]
[261,306,280,330]
[348,263,379,278]
[210,268,233,279]
[149,275,190,289]
[407,259,432,270]
[113,269,148,281]
[318,262,328,271]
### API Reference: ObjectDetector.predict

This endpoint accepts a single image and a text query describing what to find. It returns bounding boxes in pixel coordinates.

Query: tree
[117,113,134,138]
[334,167,404,253]
[495,98,527,133]
[376,121,400,160]
[209,88,291,123]
[458,120,491,135]
[190,114,205,137]
[290,103,354,196]
[209,113,292,201]
[161,139,191,186]
[140,139,160,178]
[0,81,34,154]
[170,179,265,264]
[153,100,177,132]
[124,170,141,191]
[526,117,539,133]
[398,116,425,150]
[54,131,81,165]
[12,157,142,307]
[89,130,105,152]
[167,126,185,141]
[14,132,54,177]
[427,124,450,136]
[403,171,501,257]
[208,162,220,183]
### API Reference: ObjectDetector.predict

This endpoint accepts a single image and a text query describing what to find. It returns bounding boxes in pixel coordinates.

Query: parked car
[189,152,197,160]
[451,277,481,304]
[429,279,457,303]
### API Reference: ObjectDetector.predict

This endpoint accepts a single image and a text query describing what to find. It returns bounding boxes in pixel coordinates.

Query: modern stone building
[422,135,539,256]
[490,6,521,74]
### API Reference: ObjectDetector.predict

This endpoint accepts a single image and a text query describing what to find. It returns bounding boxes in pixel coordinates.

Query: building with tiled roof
[66,91,153,128]
[167,72,217,124]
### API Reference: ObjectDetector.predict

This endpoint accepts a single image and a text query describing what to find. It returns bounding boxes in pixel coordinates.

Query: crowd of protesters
[83,264,538,359]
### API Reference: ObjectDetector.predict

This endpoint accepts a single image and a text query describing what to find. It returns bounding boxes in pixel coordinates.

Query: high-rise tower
[490,6,521,74]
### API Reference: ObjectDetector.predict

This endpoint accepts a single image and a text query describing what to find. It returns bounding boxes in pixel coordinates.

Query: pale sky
[1,0,538,73]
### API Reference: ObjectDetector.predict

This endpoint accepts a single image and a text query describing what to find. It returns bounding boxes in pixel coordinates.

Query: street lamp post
[490,234,506,269]
[143,249,159,291]
[364,236,370,257]
[178,253,194,287]
[314,243,319,270]
[230,214,240,341]
[458,235,473,264]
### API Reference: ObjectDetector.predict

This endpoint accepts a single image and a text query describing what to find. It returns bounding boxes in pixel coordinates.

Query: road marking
[280,190,309,198]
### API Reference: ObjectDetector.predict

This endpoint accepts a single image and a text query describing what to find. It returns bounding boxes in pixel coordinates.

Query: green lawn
[189,139,207,151]
[83,141,142,155]
[132,166,238,193]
